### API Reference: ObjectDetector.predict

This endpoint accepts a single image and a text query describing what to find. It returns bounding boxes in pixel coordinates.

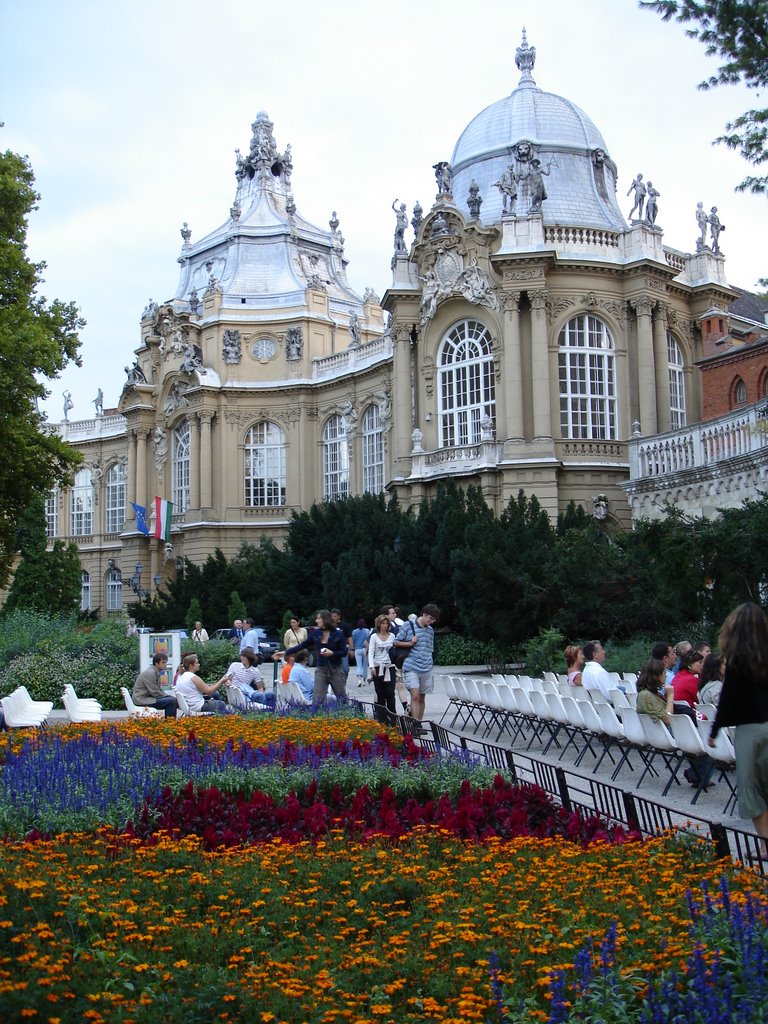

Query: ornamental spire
[515,27,536,86]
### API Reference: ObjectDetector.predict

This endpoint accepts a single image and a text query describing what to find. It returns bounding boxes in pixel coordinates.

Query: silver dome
[449,34,627,233]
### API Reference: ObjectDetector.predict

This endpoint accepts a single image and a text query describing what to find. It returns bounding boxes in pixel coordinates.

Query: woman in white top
[175,653,229,713]
[367,614,397,723]
[191,622,209,643]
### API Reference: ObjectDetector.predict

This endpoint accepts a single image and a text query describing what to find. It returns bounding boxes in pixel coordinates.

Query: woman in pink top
[671,649,705,708]
[564,645,584,686]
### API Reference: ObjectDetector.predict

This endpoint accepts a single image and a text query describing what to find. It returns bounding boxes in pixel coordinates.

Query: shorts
[404,669,434,694]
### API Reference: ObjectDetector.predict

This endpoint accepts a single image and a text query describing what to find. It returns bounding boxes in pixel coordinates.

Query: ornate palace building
[46,34,751,615]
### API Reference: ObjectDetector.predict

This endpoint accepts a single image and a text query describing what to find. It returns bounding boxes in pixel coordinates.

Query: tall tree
[642,1,768,194]
[0,142,84,586]
[3,498,80,616]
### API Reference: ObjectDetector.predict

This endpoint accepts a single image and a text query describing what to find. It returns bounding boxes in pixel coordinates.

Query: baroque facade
[45,35,748,615]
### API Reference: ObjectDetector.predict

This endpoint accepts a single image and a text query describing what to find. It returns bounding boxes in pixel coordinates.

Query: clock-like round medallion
[250,338,278,361]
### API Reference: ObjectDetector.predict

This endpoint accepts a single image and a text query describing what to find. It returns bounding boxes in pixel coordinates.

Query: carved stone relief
[421,355,436,399]
[222,329,242,365]
[285,326,303,360]
[546,296,574,324]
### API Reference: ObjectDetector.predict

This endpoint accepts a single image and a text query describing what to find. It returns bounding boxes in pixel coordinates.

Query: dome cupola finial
[515,27,536,86]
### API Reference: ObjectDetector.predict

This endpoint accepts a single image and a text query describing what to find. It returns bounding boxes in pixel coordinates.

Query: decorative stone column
[392,324,413,462]
[135,428,148,510]
[126,429,137,527]
[501,291,523,438]
[631,297,657,436]
[652,302,671,434]
[199,411,213,510]
[529,289,551,439]
[189,414,200,510]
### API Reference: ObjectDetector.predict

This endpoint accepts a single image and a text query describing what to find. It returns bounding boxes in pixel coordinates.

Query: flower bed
[1,715,767,1023]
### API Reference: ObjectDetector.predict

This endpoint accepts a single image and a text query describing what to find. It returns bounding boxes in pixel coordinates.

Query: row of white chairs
[491,672,638,697]
[443,676,736,810]
[0,686,53,728]
[62,684,102,723]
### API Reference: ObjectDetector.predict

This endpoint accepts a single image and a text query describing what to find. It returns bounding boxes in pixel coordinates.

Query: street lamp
[153,573,162,588]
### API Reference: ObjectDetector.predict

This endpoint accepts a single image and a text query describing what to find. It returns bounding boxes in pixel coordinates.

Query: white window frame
[323,414,349,501]
[106,568,123,612]
[438,319,496,447]
[362,405,384,494]
[244,421,286,507]
[105,463,126,534]
[70,469,94,536]
[80,571,91,612]
[172,421,190,513]
[45,490,58,540]
[558,314,617,440]
[667,333,687,430]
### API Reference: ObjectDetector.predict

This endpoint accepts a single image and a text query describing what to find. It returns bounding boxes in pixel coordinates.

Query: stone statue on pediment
[285,326,303,360]
[222,329,242,365]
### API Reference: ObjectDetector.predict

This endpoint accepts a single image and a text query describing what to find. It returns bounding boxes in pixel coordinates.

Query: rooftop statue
[709,206,725,254]
[392,200,408,254]
[411,201,423,238]
[180,222,191,244]
[63,390,73,422]
[696,202,708,249]
[627,173,646,220]
[644,182,660,226]
[467,179,483,219]
[495,164,518,216]
[92,388,104,417]
[124,361,147,386]
[433,161,453,195]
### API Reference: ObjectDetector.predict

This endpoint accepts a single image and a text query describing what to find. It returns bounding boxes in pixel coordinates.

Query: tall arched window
[734,377,747,406]
[323,415,349,501]
[172,420,190,513]
[70,469,94,536]
[105,462,126,533]
[558,314,617,439]
[244,421,286,506]
[667,334,687,430]
[362,404,384,494]
[106,568,122,612]
[438,319,496,447]
[80,571,91,612]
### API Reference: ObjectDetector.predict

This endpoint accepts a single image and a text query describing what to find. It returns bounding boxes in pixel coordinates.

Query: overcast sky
[3,0,767,421]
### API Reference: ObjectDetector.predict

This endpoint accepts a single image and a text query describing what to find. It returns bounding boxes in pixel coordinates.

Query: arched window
[105,463,126,533]
[80,571,90,612]
[438,319,496,447]
[172,421,190,513]
[244,421,286,507]
[362,405,384,494]
[71,469,93,536]
[45,490,58,540]
[106,568,123,612]
[323,415,349,501]
[667,334,687,430]
[558,314,617,440]
[734,377,747,406]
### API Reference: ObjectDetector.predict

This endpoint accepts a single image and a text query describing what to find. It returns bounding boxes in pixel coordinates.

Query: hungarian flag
[131,502,150,537]
[153,497,173,541]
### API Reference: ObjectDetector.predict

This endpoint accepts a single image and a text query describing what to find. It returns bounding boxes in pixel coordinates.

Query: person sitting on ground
[671,648,705,710]
[698,653,725,708]
[175,653,231,714]
[581,640,613,700]
[635,658,675,724]
[289,650,314,702]
[564,645,584,686]
[132,653,178,719]
[224,647,275,707]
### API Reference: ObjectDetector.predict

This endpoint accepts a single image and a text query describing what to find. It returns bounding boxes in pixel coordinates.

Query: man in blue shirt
[396,603,439,730]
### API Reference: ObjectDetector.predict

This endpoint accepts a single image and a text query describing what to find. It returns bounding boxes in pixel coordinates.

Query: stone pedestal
[497,213,546,254]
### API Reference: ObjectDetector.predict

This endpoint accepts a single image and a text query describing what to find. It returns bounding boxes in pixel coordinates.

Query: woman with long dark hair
[276,609,347,702]
[710,602,768,854]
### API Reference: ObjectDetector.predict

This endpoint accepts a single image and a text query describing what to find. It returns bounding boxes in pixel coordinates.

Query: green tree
[3,498,80,616]
[186,596,204,634]
[227,590,247,624]
[0,144,84,586]
[643,1,768,194]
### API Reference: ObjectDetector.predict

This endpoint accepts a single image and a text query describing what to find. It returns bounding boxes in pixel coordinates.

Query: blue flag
[131,502,150,536]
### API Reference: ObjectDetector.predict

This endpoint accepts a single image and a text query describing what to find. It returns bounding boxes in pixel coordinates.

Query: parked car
[211,628,233,642]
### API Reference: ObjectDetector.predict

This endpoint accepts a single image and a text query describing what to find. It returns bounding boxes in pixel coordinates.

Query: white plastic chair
[121,687,164,719]
[225,685,248,710]
[0,689,49,728]
[638,713,685,794]
[699,720,738,814]
[669,713,715,802]
[175,690,214,717]
[62,684,102,723]
[16,686,54,717]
